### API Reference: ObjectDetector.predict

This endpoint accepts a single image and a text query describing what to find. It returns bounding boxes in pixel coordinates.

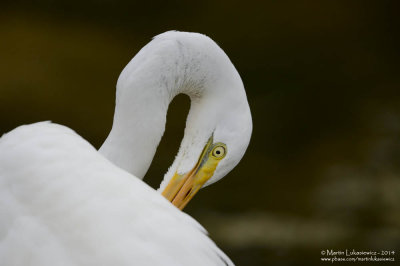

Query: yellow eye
[211,145,226,159]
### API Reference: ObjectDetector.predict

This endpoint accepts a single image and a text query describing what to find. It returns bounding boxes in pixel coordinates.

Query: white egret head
[155,32,253,209]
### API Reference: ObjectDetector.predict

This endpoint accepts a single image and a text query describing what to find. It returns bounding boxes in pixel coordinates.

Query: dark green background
[1,1,399,265]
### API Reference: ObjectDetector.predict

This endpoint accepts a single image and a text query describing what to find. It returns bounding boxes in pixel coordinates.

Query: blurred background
[1,0,399,265]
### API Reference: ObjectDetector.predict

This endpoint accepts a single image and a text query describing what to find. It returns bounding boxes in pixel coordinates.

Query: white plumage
[0,122,232,265]
[0,31,252,266]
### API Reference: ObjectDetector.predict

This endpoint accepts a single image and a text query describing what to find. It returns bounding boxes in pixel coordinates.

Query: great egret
[0,31,252,265]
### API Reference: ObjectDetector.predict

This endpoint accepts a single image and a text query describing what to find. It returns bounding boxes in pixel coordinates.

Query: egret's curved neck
[99,32,243,180]
[99,80,171,179]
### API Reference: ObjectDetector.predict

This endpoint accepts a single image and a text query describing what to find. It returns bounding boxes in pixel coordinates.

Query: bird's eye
[211,145,226,159]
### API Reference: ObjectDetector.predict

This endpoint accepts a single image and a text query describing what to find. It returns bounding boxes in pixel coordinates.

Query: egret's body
[0,31,252,265]
[0,122,231,265]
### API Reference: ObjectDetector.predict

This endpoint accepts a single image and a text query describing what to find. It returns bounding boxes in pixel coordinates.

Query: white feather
[0,122,233,266]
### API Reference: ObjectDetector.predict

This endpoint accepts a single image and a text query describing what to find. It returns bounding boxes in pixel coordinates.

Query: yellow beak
[161,137,226,210]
